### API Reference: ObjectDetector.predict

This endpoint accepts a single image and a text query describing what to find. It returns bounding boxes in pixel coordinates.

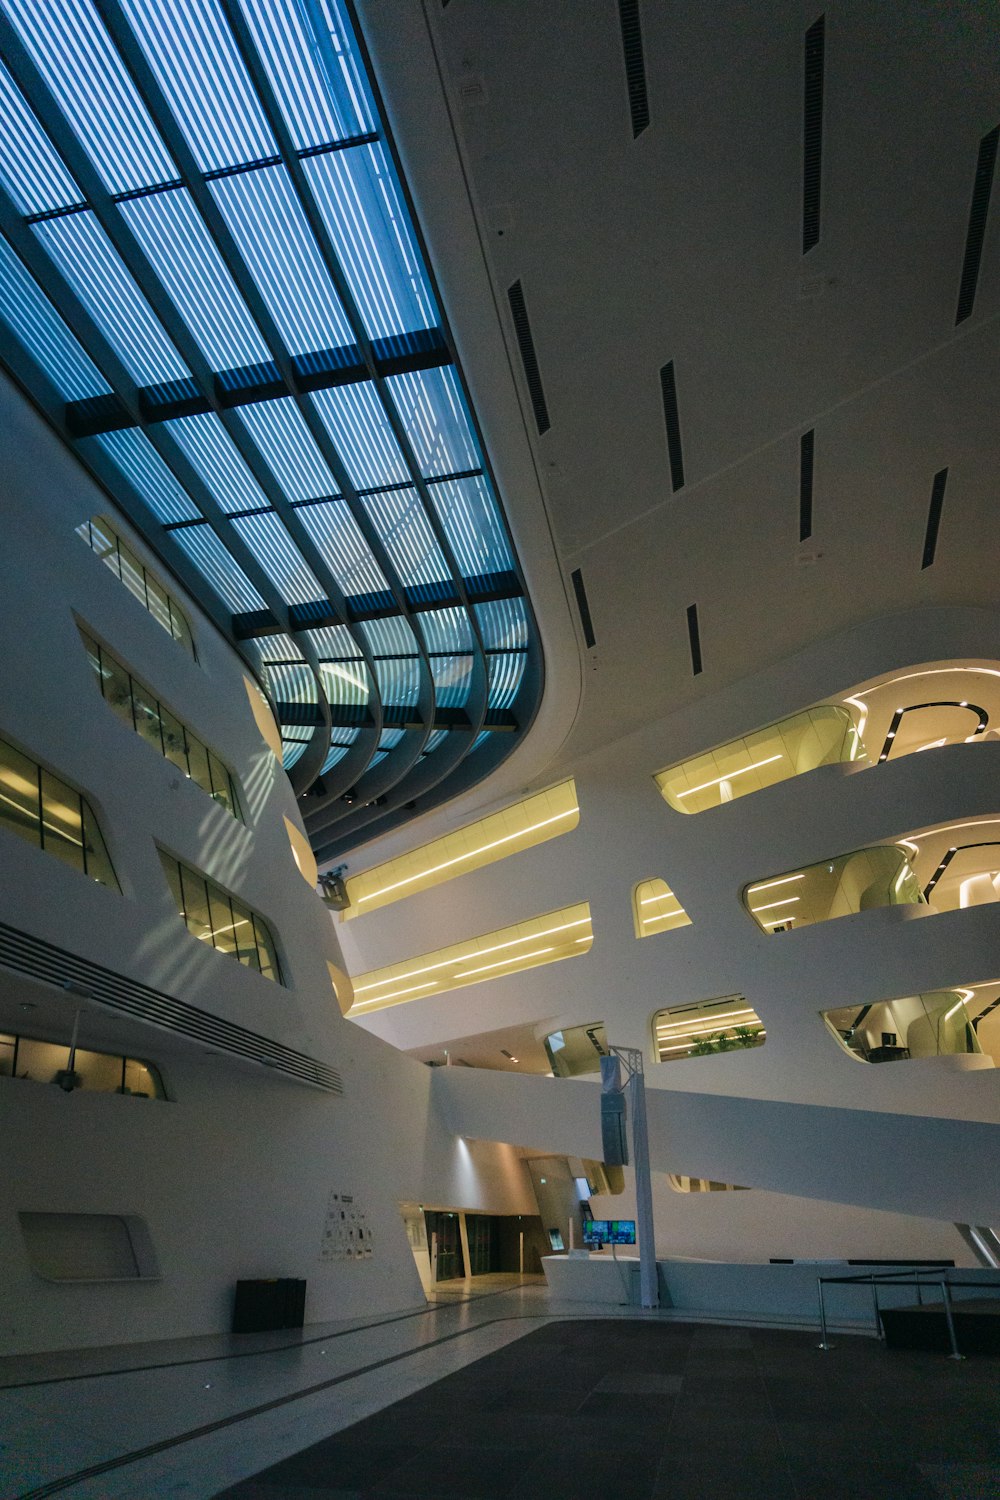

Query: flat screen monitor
[582,1218,636,1246]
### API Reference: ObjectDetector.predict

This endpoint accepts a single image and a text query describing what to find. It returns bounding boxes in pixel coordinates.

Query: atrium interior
[0,1,998,1497]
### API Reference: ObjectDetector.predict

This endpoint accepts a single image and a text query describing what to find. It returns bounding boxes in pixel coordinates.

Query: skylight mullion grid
[0,175,333,792]
[217,0,490,740]
[90,0,437,781]
[0,0,541,841]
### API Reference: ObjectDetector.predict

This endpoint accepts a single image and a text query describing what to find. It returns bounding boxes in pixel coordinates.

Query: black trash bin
[232,1278,306,1334]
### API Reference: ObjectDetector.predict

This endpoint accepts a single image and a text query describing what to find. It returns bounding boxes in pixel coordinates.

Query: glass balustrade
[745,845,924,933]
[656,705,865,815]
[822,991,986,1063]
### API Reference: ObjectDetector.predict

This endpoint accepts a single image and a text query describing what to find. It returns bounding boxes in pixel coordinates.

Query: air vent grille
[799,429,815,541]
[618,0,650,138]
[660,362,685,491]
[956,126,999,324]
[507,280,551,435]
[802,16,825,252]
[686,603,703,676]
[571,567,597,648]
[0,921,343,1093]
[921,467,948,570]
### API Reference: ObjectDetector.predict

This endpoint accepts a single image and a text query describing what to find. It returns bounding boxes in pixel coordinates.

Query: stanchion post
[817,1278,834,1349]
[940,1282,965,1361]
[871,1275,883,1340]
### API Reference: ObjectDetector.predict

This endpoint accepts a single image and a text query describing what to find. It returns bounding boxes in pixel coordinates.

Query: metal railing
[816,1265,1000,1360]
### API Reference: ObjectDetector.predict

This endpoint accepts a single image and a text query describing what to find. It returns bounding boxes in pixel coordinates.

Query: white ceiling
[362,0,1000,765]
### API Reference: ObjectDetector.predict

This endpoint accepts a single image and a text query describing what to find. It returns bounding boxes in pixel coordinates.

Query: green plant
[688,1026,762,1056]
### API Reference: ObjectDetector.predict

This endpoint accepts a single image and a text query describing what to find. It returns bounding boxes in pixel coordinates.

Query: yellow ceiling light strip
[346,901,593,1016]
[341,779,579,921]
[633,877,692,938]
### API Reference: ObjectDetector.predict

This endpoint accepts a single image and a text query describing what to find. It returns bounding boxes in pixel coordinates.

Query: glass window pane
[97,650,136,729]
[72,1046,123,1093]
[131,682,164,753]
[207,884,238,957]
[0,1034,16,1077]
[178,863,212,943]
[169,603,195,655]
[15,1036,70,1085]
[252,915,280,981]
[123,1057,164,1098]
[40,771,85,873]
[207,753,236,816]
[231,897,259,969]
[185,736,212,796]
[160,851,185,917]
[143,574,173,635]
[87,517,122,578]
[81,799,119,890]
[0,738,41,846]
[116,538,148,609]
[158,706,189,774]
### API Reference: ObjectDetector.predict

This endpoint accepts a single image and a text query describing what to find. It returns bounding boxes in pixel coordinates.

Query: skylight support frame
[92,0,443,800]
[218,0,492,788]
[0,0,541,833]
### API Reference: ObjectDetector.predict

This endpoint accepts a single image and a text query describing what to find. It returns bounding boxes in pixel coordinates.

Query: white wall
[0,377,531,1356]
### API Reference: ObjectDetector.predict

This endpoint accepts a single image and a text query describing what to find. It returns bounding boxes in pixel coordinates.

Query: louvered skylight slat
[369,655,420,708]
[431,655,474,708]
[429,475,513,578]
[89,430,201,524]
[419,607,474,655]
[209,165,353,354]
[378,728,405,751]
[265,657,315,698]
[422,729,448,756]
[231,510,326,603]
[387,367,478,478]
[470,730,492,753]
[120,188,271,371]
[474,597,529,651]
[301,624,362,660]
[303,145,436,339]
[120,0,275,173]
[487,650,526,709]
[255,631,305,662]
[5,0,176,194]
[171,522,266,612]
[0,237,109,398]
[0,60,81,213]
[311,383,408,490]
[237,0,375,149]
[33,212,189,385]
[321,740,355,773]
[237,397,339,501]
[318,661,369,709]
[296,499,388,596]
[166,411,271,514]
[361,488,450,587]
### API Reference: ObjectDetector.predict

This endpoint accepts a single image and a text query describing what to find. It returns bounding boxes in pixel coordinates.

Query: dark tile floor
[216,1319,1000,1499]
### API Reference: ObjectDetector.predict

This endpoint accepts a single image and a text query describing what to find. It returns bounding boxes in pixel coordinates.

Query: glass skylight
[0,0,539,846]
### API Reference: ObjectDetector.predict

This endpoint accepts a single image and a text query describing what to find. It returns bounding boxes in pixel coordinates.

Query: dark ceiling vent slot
[571,567,597,648]
[660,361,685,491]
[618,0,650,138]
[802,15,825,253]
[799,429,815,541]
[955,125,999,324]
[686,603,703,676]
[922,467,948,569]
[507,280,551,435]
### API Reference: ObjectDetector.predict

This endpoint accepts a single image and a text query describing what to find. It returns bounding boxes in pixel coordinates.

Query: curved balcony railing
[744,845,924,934]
